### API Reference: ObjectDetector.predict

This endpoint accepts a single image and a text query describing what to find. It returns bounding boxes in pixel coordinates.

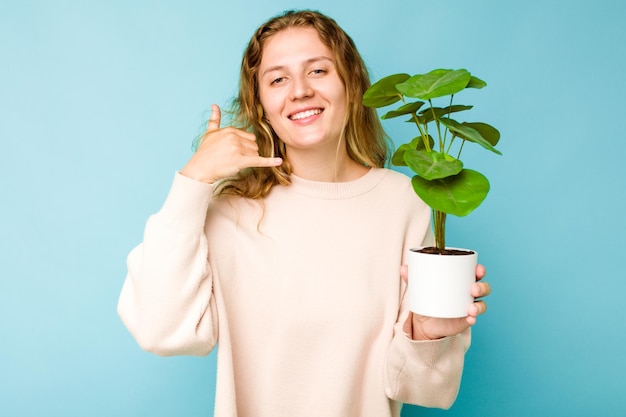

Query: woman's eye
[272,77,285,85]
[311,69,326,75]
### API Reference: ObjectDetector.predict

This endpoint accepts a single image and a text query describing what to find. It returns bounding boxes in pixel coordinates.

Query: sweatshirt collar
[287,168,388,199]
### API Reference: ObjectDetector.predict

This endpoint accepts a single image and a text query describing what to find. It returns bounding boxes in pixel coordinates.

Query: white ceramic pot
[407,247,477,318]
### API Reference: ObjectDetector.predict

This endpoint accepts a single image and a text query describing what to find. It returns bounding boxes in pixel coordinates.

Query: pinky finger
[469,300,488,318]
[246,156,284,169]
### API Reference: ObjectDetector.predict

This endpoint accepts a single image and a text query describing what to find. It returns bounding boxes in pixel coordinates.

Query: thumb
[206,104,221,132]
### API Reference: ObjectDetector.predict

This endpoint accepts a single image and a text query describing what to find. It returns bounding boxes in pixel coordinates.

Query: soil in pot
[414,247,475,256]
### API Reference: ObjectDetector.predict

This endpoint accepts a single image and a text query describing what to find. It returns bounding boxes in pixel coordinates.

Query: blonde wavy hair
[214,9,390,199]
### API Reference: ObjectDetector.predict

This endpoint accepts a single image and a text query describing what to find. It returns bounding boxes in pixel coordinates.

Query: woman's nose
[290,76,313,100]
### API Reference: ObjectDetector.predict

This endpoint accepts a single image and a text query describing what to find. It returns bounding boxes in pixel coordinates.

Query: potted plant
[363,69,501,318]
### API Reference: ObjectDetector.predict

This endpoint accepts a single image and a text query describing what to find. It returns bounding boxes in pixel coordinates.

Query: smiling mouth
[289,108,323,120]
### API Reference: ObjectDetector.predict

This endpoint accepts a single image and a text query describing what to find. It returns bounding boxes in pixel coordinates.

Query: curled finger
[472,281,491,299]
[468,300,488,318]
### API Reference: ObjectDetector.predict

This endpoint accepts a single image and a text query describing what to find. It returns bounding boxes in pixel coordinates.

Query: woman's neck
[288,147,370,182]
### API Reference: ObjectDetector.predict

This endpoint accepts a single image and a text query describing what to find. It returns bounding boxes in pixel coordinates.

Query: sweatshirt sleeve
[385,324,470,409]
[117,172,218,357]
[384,228,471,409]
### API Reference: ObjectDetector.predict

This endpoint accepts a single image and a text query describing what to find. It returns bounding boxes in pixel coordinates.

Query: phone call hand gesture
[181,104,283,184]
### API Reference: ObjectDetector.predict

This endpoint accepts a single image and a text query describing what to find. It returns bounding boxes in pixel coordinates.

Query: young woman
[118,9,490,417]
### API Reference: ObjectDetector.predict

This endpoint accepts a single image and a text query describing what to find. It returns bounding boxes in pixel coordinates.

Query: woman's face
[257,27,348,155]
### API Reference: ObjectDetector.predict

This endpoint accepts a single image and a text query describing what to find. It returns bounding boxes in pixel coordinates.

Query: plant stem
[442,94,454,149]
[446,135,456,155]
[433,210,446,251]
[412,113,431,152]
[457,139,466,159]
[429,100,444,153]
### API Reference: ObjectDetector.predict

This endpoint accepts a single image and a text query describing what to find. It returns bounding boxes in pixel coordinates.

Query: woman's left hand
[401,264,491,341]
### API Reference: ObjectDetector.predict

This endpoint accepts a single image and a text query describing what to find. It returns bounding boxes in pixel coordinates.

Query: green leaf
[440,117,502,155]
[411,169,490,217]
[381,101,425,119]
[363,73,410,108]
[461,122,500,147]
[396,69,471,100]
[404,150,463,180]
[391,136,433,165]
[391,143,412,166]
[467,76,487,89]
[418,105,473,124]
[405,115,426,124]
[416,135,435,151]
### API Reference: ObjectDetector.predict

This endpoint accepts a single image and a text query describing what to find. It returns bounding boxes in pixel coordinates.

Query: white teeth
[290,109,322,120]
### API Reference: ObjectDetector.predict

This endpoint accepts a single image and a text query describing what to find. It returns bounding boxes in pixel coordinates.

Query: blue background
[1,1,625,416]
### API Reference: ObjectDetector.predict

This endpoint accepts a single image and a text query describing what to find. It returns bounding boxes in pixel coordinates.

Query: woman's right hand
[180,104,283,184]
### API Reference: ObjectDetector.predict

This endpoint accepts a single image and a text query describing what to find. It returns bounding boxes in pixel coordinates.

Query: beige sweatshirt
[118,167,470,417]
